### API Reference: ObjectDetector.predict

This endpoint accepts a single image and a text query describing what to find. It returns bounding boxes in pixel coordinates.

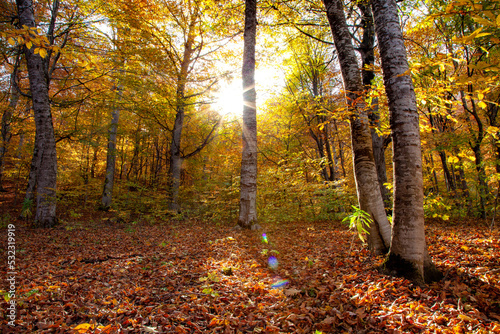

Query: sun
[215,80,243,118]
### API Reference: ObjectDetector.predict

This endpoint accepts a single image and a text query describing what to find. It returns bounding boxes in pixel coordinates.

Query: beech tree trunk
[167,25,195,213]
[100,86,121,211]
[17,0,58,227]
[358,2,391,209]
[0,64,20,191]
[238,0,259,230]
[322,0,391,253]
[371,0,441,283]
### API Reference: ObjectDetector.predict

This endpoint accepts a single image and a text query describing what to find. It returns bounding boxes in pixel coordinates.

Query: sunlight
[214,66,284,118]
[214,80,243,118]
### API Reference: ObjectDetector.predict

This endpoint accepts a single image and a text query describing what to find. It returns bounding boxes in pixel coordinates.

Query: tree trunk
[371,0,441,283]
[358,2,391,209]
[17,0,58,227]
[461,91,487,219]
[23,140,37,205]
[238,0,259,230]
[437,150,456,194]
[322,121,336,181]
[168,107,184,212]
[0,65,20,191]
[100,86,121,211]
[167,19,196,213]
[333,119,347,178]
[322,0,391,253]
[472,142,488,219]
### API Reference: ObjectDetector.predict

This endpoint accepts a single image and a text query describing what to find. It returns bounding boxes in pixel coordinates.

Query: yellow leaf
[478,93,484,100]
[478,101,487,109]
[497,14,500,27]
[458,314,473,322]
[487,126,499,134]
[473,16,494,27]
[26,41,32,49]
[73,323,95,333]
[8,37,15,45]
[39,48,47,58]
[34,47,40,54]
[475,32,492,38]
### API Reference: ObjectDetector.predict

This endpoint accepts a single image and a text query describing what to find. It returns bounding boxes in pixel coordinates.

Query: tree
[100,83,121,210]
[371,0,441,283]
[322,0,391,253]
[101,0,230,212]
[16,0,58,227]
[357,2,392,209]
[0,53,20,192]
[238,0,259,230]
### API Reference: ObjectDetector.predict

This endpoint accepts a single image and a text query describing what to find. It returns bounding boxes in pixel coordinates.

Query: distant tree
[100,82,121,211]
[238,0,259,229]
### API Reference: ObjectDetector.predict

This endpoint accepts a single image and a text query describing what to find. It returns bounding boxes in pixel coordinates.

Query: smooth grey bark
[371,0,441,283]
[322,0,391,253]
[238,0,259,230]
[100,86,121,211]
[17,0,58,227]
[358,2,391,208]
[167,24,195,213]
[0,62,20,191]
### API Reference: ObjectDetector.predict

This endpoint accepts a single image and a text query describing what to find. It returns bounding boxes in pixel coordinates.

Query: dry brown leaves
[0,215,499,333]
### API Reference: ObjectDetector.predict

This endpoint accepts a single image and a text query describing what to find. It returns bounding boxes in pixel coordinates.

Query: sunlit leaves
[3,218,498,332]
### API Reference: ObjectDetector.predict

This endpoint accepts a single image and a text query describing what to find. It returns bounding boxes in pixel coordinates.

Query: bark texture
[17,0,58,227]
[100,87,121,211]
[358,2,391,209]
[322,0,391,253]
[167,20,195,213]
[0,65,20,191]
[238,0,259,230]
[371,0,441,283]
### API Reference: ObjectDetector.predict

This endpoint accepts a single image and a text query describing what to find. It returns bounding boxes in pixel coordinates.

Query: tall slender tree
[0,54,20,192]
[371,0,441,283]
[238,0,259,229]
[16,0,58,227]
[322,0,391,253]
[100,83,121,211]
[357,2,391,209]
[167,13,198,212]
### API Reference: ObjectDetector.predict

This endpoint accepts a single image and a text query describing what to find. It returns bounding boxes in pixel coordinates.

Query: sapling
[342,206,372,251]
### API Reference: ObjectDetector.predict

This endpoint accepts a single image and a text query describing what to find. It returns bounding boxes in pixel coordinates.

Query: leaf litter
[0,217,499,333]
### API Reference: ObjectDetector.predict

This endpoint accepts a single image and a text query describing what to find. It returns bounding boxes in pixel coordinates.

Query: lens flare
[268,256,278,270]
[271,279,289,288]
[262,233,268,244]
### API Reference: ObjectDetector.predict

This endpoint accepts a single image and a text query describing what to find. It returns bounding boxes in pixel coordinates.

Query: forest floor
[1,189,500,333]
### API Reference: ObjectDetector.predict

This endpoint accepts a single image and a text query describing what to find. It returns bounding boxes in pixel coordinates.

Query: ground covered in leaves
[1,205,500,333]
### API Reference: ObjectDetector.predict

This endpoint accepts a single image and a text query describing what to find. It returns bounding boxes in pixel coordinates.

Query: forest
[0,0,500,332]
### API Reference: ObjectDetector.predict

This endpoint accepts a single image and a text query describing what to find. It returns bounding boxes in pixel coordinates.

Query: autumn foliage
[0,201,499,333]
[1,0,500,332]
